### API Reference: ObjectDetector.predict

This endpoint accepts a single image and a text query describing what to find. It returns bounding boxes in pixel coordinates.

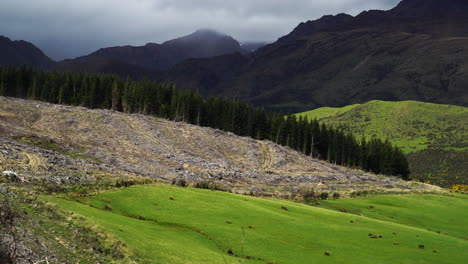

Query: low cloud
[0,0,399,60]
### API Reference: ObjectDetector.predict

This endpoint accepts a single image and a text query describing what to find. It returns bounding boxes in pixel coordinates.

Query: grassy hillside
[47,185,468,264]
[297,104,361,121]
[296,100,468,186]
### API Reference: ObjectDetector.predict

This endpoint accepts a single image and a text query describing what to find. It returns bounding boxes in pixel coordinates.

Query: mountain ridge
[0,36,56,69]
[60,29,244,72]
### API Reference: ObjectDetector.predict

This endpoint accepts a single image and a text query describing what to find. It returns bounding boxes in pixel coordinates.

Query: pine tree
[111,80,121,111]
[15,67,25,98]
[28,76,37,99]
[0,67,6,96]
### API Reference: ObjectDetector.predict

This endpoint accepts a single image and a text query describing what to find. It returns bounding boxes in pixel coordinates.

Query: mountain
[61,29,244,73]
[162,0,468,112]
[296,100,468,187]
[162,29,243,59]
[0,36,56,69]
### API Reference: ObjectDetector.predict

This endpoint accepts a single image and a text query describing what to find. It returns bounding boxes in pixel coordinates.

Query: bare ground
[0,97,442,196]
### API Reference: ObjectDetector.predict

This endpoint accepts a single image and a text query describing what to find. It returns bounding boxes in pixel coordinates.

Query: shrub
[332,193,341,199]
[302,190,316,202]
[320,192,329,200]
[419,244,425,249]
[194,181,226,191]
[115,180,137,188]
[176,179,187,187]
[0,192,23,263]
[350,190,370,198]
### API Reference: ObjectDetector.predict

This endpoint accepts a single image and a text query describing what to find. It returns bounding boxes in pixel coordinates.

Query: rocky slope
[0,97,439,195]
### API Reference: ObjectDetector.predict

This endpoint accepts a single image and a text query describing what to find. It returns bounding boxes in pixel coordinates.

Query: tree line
[0,66,410,179]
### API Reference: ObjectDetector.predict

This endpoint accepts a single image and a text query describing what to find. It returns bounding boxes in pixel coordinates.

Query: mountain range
[163,0,468,111]
[1,0,468,111]
[59,29,247,72]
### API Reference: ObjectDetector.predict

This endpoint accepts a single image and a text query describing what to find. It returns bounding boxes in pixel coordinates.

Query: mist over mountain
[59,29,244,72]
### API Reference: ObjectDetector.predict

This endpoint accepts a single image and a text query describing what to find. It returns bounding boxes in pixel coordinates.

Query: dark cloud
[0,0,400,60]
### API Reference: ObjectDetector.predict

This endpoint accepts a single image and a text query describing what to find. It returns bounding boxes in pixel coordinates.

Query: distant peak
[0,35,11,41]
[144,42,159,48]
[194,28,220,34]
[190,29,227,37]
[163,28,238,46]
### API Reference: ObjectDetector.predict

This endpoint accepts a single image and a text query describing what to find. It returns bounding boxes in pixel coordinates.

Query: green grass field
[296,100,468,186]
[297,104,361,121]
[46,185,468,264]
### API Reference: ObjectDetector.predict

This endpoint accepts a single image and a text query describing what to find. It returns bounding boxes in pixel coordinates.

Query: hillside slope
[47,185,468,264]
[0,97,439,195]
[297,100,468,186]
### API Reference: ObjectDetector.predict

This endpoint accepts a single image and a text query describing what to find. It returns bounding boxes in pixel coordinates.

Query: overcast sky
[0,0,400,60]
